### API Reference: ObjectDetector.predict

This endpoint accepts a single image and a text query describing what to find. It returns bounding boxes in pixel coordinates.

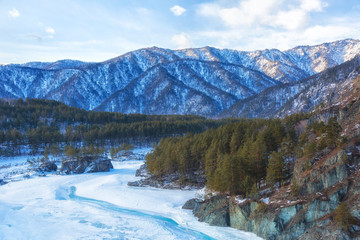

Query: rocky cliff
[184,143,360,239]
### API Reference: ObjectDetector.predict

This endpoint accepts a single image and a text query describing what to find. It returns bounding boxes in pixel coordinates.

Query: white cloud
[275,9,308,30]
[45,27,55,35]
[192,0,357,51]
[198,0,280,27]
[300,0,327,12]
[197,3,220,17]
[26,27,55,42]
[198,0,327,30]
[171,33,192,49]
[170,5,186,16]
[302,24,359,44]
[8,8,20,18]
[196,17,360,52]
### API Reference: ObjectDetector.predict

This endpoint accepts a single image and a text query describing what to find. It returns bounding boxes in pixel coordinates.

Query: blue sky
[1,0,360,64]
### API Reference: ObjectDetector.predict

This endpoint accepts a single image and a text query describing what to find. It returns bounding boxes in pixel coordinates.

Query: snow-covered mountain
[0,39,359,117]
[219,55,360,118]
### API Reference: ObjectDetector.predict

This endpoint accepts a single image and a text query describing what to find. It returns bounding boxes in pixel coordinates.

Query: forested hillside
[0,98,230,156]
[144,84,360,239]
[146,112,345,195]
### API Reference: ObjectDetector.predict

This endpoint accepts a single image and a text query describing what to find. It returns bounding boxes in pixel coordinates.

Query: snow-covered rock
[60,156,113,174]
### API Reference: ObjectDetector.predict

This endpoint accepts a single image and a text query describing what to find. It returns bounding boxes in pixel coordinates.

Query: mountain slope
[95,59,279,115]
[0,39,359,116]
[219,55,360,118]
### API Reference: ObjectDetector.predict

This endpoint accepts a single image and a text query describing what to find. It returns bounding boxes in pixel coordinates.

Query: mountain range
[1,39,359,117]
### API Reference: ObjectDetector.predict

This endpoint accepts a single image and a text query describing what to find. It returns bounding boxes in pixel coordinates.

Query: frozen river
[0,149,261,240]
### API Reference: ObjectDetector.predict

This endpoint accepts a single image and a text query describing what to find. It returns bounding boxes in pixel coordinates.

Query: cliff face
[185,144,360,239]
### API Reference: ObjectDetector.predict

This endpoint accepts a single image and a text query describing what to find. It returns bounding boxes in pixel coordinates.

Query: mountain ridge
[219,55,360,118]
[1,38,359,117]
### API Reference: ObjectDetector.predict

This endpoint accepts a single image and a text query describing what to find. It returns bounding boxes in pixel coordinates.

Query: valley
[1,38,360,239]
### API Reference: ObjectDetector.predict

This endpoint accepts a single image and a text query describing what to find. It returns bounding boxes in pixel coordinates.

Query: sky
[1,0,360,64]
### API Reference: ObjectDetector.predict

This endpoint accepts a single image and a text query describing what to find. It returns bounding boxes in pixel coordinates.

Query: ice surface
[0,149,262,240]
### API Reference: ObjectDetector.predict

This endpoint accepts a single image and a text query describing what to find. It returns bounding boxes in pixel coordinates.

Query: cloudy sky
[1,0,360,64]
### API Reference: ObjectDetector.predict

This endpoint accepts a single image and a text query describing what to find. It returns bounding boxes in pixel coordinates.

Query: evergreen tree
[305,140,317,156]
[250,134,267,187]
[334,202,355,231]
[64,145,78,159]
[266,151,285,188]
[326,117,341,149]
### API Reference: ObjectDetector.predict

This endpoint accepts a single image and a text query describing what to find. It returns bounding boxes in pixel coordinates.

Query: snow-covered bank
[0,149,262,240]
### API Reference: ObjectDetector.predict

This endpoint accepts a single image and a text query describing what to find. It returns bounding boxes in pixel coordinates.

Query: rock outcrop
[184,143,360,239]
[128,164,206,189]
[36,161,57,173]
[127,172,205,189]
[60,156,113,174]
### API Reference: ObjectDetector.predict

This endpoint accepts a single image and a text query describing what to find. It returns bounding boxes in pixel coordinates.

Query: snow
[0,149,262,240]
[234,197,248,204]
[0,155,37,181]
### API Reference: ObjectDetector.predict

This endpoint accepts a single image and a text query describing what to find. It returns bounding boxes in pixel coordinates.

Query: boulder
[182,198,200,210]
[37,161,57,173]
[60,156,113,174]
[127,181,142,187]
[192,195,230,227]
[135,164,148,177]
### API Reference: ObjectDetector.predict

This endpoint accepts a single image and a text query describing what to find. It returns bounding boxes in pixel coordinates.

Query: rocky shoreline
[127,164,206,190]
[60,156,113,174]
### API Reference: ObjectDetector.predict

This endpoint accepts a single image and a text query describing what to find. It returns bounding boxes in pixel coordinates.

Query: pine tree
[266,151,285,188]
[242,175,253,197]
[204,142,219,188]
[326,117,342,149]
[334,202,355,231]
[43,147,49,160]
[305,140,317,156]
[250,134,267,187]
[64,145,78,159]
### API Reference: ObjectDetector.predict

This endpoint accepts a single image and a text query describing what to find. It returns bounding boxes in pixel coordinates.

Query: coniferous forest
[0,98,232,156]
[146,113,344,196]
